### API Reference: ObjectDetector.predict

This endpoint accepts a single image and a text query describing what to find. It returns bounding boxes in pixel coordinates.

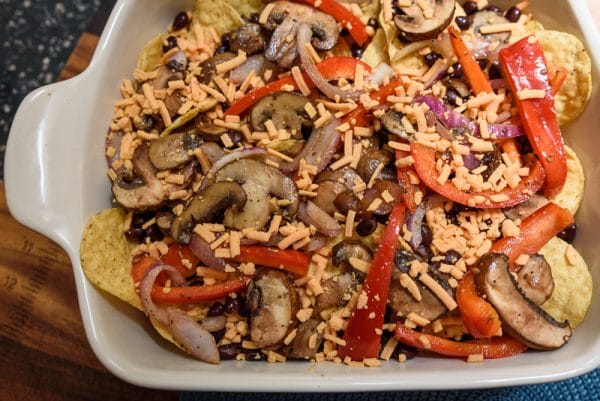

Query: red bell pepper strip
[395,149,419,213]
[132,255,161,284]
[491,201,574,271]
[499,36,567,198]
[151,276,250,304]
[161,243,199,278]
[343,78,404,127]
[226,57,371,116]
[448,26,493,95]
[292,0,369,47]
[338,203,406,360]
[410,142,546,209]
[394,325,527,359]
[233,246,309,277]
[456,269,502,338]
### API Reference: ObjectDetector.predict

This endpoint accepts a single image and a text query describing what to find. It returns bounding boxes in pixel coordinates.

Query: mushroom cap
[394,0,455,42]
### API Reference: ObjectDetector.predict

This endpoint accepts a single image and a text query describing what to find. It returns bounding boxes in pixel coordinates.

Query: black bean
[488,60,503,80]
[463,1,479,15]
[516,135,534,154]
[417,244,434,261]
[172,11,190,31]
[245,351,265,361]
[395,249,417,273]
[248,12,260,24]
[505,6,522,23]
[477,59,488,70]
[485,4,503,14]
[125,227,146,243]
[221,32,232,48]
[219,344,241,360]
[351,43,364,58]
[449,62,463,79]
[212,328,226,343]
[557,223,577,244]
[237,297,251,317]
[367,17,379,30]
[224,296,240,314]
[455,16,471,30]
[146,225,164,242]
[227,131,243,146]
[444,250,461,265]
[207,302,225,317]
[162,35,178,53]
[445,88,461,106]
[424,52,441,67]
[167,59,184,72]
[214,45,229,55]
[421,224,433,247]
[356,216,378,236]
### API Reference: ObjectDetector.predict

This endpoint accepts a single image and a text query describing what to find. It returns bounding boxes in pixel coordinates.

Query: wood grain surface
[0,23,178,401]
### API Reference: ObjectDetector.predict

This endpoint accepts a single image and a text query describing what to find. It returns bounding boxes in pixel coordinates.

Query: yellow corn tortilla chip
[80,208,178,348]
[362,26,389,68]
[160,98,219,137]
[540,237,592,328]
[536,30,592,126]
[191,0,245,39]
[549,145,585,216]
[137,33,167,72]
[223,0,265,19]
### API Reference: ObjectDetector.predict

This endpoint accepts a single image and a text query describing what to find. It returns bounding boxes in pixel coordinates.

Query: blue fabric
[181,367,599,401]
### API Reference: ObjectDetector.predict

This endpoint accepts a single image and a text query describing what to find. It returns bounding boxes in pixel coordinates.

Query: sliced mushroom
[264,1,339,67]
[230,23,265,55]
[332,240,373,271]
[314,167,361,188]
[283,319,323,359]
[380,110,412,140]
[503,194,549,221]
[356,148,395,182]
[112,144,166,211]
[215,159,299,230]
[477,253,571,350]
[251,92,314,138]
[517,254,555,306]
[148,132,202,169]
[388,250,451,321]
[149,65,185,116]
[358,180,404,216]
[313,181,347,216]
[247,268,299,349]
[394,0,455,42]
[314,272,358,315]
[170,182,247,244]
[198,52,236,84]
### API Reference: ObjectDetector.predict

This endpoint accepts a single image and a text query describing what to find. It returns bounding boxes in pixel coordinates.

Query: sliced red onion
[415,95,524,139]
[200,147,266,190]
[229,55,266,85]
[279,118,340,173]
[167,308,220,364]
[105,130,123,167]
[189,234,229,271]
[406,202,426,251]
[199,142,225,164]
[490,79,507,91]
[297,23,359,102]
[305,233,329,252]
[139,263,186,326]
[200,315,227,332]
[364,63,396,87]
[297,201,342,237]
[462,152,480,171]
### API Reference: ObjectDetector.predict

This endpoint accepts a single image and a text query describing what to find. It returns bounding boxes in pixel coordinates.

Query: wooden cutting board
[0,3,177,400]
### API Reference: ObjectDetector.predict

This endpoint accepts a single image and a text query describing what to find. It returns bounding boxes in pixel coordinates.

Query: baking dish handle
[5,81,77,252]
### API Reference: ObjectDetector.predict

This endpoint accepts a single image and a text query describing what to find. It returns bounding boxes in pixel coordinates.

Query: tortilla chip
[536,30,592,126]
[223,0,265,19]
[137,33,167,72]
[191,0,245,39]
[362,26,389,68]
[550,146,585,216]
[361,0,381,20]
[540,237,592,328]
[80,208,178,348]
[160,98,219,137]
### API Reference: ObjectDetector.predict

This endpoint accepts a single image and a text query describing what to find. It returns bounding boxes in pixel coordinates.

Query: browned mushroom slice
[517,254,555,305]
[148,132,202,170]
[230,23,265,55]
[356,148,395,182]
[215,159,299,230]
[380,110,413,141]
[250,92,314,138]
[314,272,358,315]
[394,0,455,42]
[477,253,571,350]
[198,52,236,84]
[112,144,166,211]
[331,240,373,271]
[297,201,342,237]
[503,194,549,221]
[247,268,299,349]
[149,65,185,116]
[283,319,323,359]
[358,180,404,216]
[314,167,362,189]
[170,181,247,244]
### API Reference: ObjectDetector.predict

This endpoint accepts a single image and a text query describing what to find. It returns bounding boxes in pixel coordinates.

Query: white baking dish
[5,0,600,391]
